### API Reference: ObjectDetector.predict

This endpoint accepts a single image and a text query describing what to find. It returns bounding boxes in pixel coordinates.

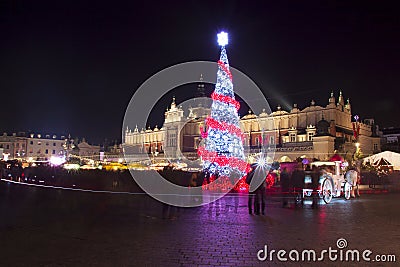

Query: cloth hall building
[124,82,380,163]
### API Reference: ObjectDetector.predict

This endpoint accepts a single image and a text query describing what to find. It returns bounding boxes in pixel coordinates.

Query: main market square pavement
[0,181,399,266]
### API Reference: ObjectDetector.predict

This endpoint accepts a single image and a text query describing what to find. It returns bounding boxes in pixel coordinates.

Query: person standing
[291,162,305,207]
[280,167,290,208]
[310,165,320,208]
[254,177,266,215]
[246,163,257,214]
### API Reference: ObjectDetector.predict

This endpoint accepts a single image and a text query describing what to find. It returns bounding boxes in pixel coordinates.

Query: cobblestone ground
[0,182,399,266]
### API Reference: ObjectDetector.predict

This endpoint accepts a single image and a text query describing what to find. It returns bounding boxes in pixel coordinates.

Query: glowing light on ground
[63,163,80,170]
[49,156,66,166]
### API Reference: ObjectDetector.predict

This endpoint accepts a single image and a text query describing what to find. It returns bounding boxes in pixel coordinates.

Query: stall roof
[363,151,400,170]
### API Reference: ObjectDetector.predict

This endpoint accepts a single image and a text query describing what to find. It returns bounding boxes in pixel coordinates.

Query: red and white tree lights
[199,32,249,182]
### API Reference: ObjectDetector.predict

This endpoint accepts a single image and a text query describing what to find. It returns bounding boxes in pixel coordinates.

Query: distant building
[108,143,123,154]
[0,132,67,160]
[239,91,380,161]
[26,133,66,160]
[77,138,100,160]
[124,78,381,162]
[381,127,400,143]
[0,132,27,159]
[381,127,400,152]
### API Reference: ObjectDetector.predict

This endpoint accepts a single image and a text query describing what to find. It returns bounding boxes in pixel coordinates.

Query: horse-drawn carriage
[296,161,358,204]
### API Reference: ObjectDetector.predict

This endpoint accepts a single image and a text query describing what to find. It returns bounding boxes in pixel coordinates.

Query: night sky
[1,1,399,145]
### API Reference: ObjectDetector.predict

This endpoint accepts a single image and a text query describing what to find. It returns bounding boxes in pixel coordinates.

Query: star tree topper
[217,31,229,46]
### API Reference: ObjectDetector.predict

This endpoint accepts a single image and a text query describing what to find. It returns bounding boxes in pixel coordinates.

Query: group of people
[281,163,322,208]
[246,161,361,213]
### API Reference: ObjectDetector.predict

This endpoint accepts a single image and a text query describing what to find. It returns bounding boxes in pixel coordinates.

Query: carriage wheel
[344,182,352,200]
[322,178,333,204]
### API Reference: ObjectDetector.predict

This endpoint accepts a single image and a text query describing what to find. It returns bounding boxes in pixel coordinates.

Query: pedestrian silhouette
[280,167,290,208]
[246,163,257,214]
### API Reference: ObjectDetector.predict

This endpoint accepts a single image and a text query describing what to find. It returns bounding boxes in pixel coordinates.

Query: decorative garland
[211,92,240,111]
[206,117,243,140]
[218,60,233,81]
[198,146,250,173]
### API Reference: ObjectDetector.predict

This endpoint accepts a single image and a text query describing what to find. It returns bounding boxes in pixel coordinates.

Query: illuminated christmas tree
[199,32,248,183]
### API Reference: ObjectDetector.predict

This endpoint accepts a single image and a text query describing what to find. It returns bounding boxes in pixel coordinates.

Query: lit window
[168,133,177,147]
[269,136,275,145]
[290,133,296,142]
[308,132,314,141]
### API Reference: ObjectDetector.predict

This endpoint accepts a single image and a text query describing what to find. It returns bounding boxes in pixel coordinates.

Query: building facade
[0,132,67,160]
[77,138,101,159]
[26,133,66,160]
[124,83,381,163]
[380,127,400,153]
[0,132,28,160]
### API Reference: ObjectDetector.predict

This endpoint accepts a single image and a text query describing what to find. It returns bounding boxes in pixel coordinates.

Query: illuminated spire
[338,90,344,107]
[345,98,351,113]
[329,91,335,104]
[171,96,176,109]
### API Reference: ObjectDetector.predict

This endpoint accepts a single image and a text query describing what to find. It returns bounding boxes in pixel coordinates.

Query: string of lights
[211,91,240,111]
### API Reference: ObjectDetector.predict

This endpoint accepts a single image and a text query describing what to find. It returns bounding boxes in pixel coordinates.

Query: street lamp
[353,142,361,161]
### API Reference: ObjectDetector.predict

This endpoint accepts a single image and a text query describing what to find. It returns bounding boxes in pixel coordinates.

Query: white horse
[345,170,358,186]
[344,170,360,198]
